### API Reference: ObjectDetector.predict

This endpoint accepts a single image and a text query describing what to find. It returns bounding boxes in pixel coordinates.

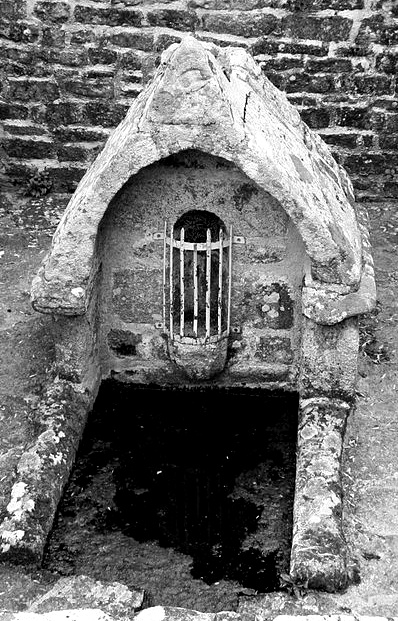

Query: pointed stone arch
[32,36,365,318]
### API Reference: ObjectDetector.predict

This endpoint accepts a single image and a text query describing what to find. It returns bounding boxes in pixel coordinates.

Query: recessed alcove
[43,380,298,610]
[96,149,304,386]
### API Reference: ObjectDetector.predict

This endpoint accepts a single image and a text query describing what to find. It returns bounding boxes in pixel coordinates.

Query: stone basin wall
[1,0,397,202]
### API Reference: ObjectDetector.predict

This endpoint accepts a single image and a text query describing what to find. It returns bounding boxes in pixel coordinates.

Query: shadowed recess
[43,380,298,597]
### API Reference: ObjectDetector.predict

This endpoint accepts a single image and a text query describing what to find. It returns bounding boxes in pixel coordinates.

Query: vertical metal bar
[162,220,167,331]
[217,228,223,335]
[180,227,185,337]
[205,228,211,338]
[193,243,198,337]
[169,224,174,340]
[227,225,233,334]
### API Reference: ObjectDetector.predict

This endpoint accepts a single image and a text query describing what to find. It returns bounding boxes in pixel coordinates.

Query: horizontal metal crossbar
[151,231,245,246]
[169,238,231,251]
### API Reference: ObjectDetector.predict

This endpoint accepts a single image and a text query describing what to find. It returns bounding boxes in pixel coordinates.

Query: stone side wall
[0,0,397,201]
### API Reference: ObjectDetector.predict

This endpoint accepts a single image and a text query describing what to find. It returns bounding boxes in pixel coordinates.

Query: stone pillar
[290,315,359,590]
[290,397,350,591]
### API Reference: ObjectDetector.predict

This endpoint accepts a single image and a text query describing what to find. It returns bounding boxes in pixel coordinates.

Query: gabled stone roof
[32,36,368,318]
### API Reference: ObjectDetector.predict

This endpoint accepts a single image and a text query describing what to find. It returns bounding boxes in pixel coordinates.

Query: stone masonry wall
[0,0,397,201]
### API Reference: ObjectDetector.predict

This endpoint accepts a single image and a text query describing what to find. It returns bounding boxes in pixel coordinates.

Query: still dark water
[43,380,298,612]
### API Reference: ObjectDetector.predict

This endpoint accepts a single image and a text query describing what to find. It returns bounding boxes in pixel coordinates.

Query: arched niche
[96,150,306,384]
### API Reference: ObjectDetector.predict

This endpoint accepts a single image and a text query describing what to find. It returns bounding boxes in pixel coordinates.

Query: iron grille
[162,222,233,342]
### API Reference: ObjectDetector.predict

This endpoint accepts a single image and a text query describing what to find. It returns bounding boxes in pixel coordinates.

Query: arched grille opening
[163,211,232,341]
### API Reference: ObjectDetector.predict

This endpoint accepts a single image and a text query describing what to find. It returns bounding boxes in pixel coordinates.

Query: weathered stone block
[368,108,388,131]
[8,77,59,102]
[45,100,85,127]
[60,76,114,99]
[1,0,26,20]
[8,21,40,43]
[118,49,147,70]
[28,575,145,616]
[53,125,110,143]
[58,48,89,67]
[82,101,129,127]
[234,282,294,330]
[57,142,103,163]
[70,28,96,44]
[251,37,328,57]
[41,25,66,47]
[336,105,369,129]
[356,14,398,46]
[0,101,29,120]
[300,317,359,400]
[265,56,305,72]
[196,32,252,47]
[201,11,280,37]
[34,46,62,66]
[291,397,351,591]
[34,1,71,23]
[352,72,393,95]
[255,335,294,364]
[116,0,143,5]
[288,0,363,7]
[374,98,398,112]
[285,72,335,94]
[189,0,274,7]
[88,47,118,65]
[344,152,398,176]
[300,107,331,129]
[74,5,143,26]
[375,51,397,74]
[3,120,47,136]
[319,131,358,149]
[169,337,229,381]
[379,134,398,150]
[147,8,199,30]
[383,180,398,198]
[305,57,352,73]
[281,14,352,42]
[2,135,55,159]
[107,29,154,50]
[112,269,162,323]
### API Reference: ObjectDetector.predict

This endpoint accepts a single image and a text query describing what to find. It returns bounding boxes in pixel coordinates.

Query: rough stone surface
[0,379,94,564]
[290,398,351,591]
[28,574,145,618]
[299,317,359,401]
